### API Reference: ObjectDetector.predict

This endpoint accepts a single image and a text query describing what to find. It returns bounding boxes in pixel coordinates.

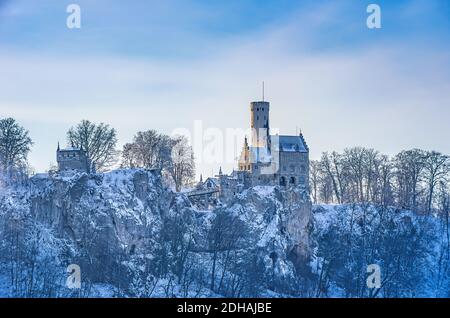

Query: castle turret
[238,136,250,171]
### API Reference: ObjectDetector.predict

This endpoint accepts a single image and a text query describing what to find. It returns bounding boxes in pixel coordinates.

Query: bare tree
[0,118,33,182]
[169,136,195,192]
[207,210,247,292]
[320,152,342,203]
[67,120,118,171]
[438,181,450,259]
[121,130,172,170]
[121,143,139,168]
[394,149,427,211]
[423,151,449,213]
[343,147,367,202]
[310,160,320,204]
[378,155,394,207]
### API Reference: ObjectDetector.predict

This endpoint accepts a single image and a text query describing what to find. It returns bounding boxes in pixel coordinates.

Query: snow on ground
[253,185,276,198]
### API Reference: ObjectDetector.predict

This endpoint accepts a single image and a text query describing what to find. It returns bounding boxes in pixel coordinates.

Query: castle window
[290,177,295,184]
[257,116,259,120]
[280,176,286,187]
[257,108,259,111]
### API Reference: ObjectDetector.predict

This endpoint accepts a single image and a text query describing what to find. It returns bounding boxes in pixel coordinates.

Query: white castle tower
[250,101,270,149]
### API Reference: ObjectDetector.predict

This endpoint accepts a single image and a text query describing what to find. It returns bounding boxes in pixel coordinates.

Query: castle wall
[277,151,309,188]
[57,150,89,173]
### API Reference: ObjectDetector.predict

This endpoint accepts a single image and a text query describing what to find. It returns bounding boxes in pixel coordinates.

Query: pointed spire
[200,174,203,183]
[57,142,60,151]
[219,166,223,175]
[71,140,74,148]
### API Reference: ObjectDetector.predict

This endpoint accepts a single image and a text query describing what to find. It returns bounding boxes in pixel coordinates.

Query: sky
[0,0,449,178]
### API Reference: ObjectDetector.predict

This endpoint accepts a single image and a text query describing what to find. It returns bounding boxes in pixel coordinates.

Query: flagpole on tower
[262,81,265,101]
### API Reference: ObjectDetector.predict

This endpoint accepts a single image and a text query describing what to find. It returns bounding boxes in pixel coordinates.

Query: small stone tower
[56,142,90,173]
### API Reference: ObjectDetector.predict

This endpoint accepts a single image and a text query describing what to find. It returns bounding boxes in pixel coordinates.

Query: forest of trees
[309,148,450,297]
[310,147,449,215]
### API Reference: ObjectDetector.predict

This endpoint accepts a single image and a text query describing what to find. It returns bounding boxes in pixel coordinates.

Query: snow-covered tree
[169,135,195,192]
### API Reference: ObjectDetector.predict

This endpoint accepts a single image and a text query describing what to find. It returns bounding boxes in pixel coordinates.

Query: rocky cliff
[0,169,314,297]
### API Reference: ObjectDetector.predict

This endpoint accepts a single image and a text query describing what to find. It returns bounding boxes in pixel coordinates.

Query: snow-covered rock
[0,169,314,297]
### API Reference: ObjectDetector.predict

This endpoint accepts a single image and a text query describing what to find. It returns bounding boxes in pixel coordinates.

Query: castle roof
[58,147,82,152]
[271,135,309,153]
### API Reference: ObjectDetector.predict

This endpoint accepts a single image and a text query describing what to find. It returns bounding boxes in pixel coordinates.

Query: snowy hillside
[312,204,450,297]
[0,169,314,297]
[0,168,448,297]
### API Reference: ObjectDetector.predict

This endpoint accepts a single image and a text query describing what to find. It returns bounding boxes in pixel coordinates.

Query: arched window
[280,176,286,186]
[290,177,295,184]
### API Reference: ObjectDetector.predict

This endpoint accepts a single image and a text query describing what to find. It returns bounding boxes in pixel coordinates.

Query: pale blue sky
[0,0,449,177]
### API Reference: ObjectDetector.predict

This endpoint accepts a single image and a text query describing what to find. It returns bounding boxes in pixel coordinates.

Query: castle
[56,142,91,173]
[237,100,309,188]
[194,98,309,204]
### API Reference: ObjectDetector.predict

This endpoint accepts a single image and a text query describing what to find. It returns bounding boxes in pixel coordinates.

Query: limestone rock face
[225,185,314,284]
[0,169,314,295]
[28,170,173,284]
[280,187,314,273]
